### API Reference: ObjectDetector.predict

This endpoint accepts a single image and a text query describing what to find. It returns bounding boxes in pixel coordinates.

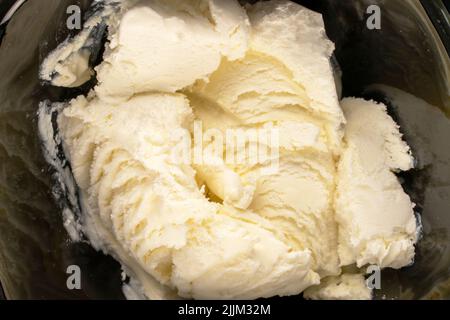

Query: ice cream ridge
[39,0,418,300]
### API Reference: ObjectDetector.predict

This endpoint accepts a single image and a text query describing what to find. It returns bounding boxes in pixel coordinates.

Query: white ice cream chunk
[304,273,372,300]
[187,13,343,276]
[40,27,94,87]
[95,0,250,101]
[336,98,417,269]
[39,6,116,88]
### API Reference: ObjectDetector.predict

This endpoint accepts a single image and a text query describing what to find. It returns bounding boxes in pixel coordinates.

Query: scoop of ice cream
[336,98,417,269]
[183,5,345,278]
[187,48,342,277]
[247,0,345,153]
[94,0,250,101]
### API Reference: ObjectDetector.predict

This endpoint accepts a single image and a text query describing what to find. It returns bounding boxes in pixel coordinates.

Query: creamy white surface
[95,0,250,101]
[304,273,372,300]
[59,92,320,300]
[38,0,418,300]
[187,48,341,278]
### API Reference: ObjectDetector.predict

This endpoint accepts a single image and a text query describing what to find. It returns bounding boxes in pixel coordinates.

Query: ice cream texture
[39,0,418,299]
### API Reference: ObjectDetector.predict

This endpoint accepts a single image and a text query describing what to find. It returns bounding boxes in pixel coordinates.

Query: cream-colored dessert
[336,98,417,269]
[39,0,418,300]
[94,0,250,100]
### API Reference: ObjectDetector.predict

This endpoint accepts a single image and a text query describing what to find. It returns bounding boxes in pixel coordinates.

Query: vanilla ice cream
[38,0,419,300]
[304,273,372,300]
[336,98,417,269]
